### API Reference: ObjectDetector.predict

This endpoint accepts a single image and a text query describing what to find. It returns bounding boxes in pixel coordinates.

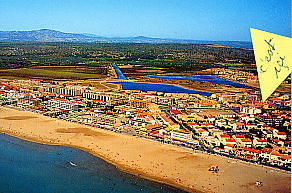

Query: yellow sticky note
[250,28,292,101]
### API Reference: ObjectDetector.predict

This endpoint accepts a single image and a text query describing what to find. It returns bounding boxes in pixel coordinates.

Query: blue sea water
[111,82,212,96]
[0,134,187,193]
[148,75,247,88]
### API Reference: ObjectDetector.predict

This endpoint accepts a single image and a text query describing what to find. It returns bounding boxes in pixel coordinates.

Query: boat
[69,161,77,166]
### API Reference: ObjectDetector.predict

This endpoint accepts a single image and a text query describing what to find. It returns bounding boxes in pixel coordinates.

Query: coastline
[0,132,192,193]
[0,106,290,193]
[0,130,193,193]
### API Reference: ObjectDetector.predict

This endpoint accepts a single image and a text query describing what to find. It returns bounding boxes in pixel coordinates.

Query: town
[0,66,290,171]
[1,0,291,192]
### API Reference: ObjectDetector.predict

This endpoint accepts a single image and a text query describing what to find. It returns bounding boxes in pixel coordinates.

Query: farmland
[0,66,107,80]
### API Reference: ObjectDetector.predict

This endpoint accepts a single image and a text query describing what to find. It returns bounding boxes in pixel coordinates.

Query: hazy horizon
[0,28,255,42]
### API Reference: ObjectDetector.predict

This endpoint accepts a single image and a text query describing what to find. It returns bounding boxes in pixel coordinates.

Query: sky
[0,0,291,41]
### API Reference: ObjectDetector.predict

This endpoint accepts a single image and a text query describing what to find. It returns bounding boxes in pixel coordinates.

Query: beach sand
[0,106,290,193]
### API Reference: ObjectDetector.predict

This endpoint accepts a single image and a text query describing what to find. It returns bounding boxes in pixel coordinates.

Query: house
[224,138,237,145]
[233,135,245,142]
[271,139,285,147]
[224,144,235,152]
[145,124,162,131]
[274,132,287,140]
[262,130,273,138]
[241,106,262,115]
[193,100,219,109]
[197,129,209,137]
[49,98,72,110]
[170,129,193,142]
[239,138,253,147]
[158,129,168,136]
[231,122,248,132]
[219,134,230,139]
[269,151,291,166]
[204,136,221,147]
[241,147,261,160]
[253,138,268,147]
[239,114,255,122]
[211,130,224,138]
[269,127,279,134]
[215,119,227,127]
[245,124,258,130]
[260,148,273,160]
[218,134,230,144]
[160,115,180,129]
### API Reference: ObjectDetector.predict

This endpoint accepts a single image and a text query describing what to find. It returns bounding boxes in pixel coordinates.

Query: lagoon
[112,64,127,79]
[111,82,212,96]
[148,75,247,88]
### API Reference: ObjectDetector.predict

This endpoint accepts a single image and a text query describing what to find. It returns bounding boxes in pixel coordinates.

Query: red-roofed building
[233,135,245,143]
[274,132,287,140]
[150,130,159,135]
[253,138,268,147]
[197,129,209,137]
[280,155,291,160]
[215,119,227,127]
[225,144,235,148]
[160,115,179,127]
[243,147,261,154]
[241,147,261,160]
[224,138,237,145]
[272,139,285,146]
[235,135,245,138]
[262,147,273,153]
[220,134,230,139]
[0,84,15,90]
[187,122,199,126]
[270,151,291,166]
[200,123,214,127]
[284,141,291,147]
[169,109,183,115]
[238,138,252,148]
[224,144,235,152]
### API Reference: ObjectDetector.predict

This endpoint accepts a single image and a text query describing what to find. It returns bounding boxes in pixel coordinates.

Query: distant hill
[0,29,253,49]
[0,29,93,42]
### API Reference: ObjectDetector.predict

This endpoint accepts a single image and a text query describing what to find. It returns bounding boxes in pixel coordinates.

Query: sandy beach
[0,106,290,193]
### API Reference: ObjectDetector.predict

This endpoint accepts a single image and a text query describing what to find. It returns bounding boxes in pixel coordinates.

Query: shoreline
[0,106,290,193]
[0,130,194,193]
[0,133,194,193]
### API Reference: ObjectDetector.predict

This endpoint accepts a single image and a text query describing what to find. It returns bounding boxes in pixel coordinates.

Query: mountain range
[0,29,252,49]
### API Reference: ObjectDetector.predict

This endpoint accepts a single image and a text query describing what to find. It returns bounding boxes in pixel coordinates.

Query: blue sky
[0,0,290,41]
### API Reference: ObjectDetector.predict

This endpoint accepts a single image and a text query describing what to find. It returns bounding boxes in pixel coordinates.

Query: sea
[0,134,187,193]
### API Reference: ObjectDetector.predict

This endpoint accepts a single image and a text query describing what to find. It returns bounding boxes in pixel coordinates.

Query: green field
[0,66,106,80]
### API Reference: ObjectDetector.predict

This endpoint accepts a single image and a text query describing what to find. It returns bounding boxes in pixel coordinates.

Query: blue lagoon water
[0,134,187,193]
[148,75,247,88]
[112,64,127,79]
[111,82,212,96]
[137,70,157,73]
